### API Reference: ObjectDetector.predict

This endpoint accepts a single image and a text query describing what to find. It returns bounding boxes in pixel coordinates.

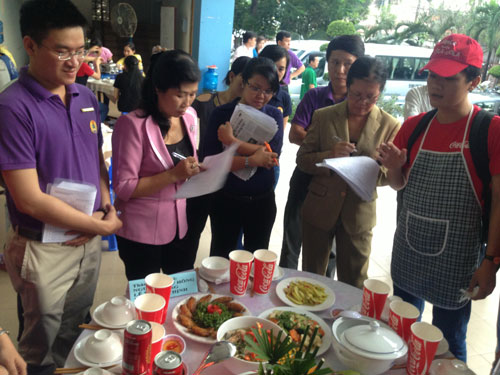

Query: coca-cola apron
[391,108,482,309]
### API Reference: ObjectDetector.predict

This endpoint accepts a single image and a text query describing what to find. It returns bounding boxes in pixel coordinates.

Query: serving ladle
[192,340,237,375]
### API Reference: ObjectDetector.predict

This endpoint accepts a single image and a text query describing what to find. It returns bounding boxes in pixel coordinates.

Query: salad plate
[276,277,335,312]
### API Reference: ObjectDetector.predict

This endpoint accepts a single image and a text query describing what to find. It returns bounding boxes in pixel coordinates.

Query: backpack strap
[469,109,493,243]
[405,108,438,164]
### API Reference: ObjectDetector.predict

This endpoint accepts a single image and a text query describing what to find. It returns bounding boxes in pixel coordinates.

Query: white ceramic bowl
[201,256,229,279]
[83,329,122,363]
[331,317,407,375]
[217,316,285,374]
[101,296,135,326]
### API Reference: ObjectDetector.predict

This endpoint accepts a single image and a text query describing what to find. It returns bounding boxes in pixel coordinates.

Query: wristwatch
[483,254,500,265]
[0,329,9,337]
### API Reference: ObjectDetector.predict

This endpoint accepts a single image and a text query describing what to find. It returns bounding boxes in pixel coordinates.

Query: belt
[17,226,42,242]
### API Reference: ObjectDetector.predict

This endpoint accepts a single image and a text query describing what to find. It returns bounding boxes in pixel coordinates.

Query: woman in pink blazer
[112,50,201,280]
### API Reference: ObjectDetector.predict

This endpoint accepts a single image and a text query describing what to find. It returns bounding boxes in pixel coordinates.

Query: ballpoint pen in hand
[172,152,186,160]
[264,142,279,166]
[333,136,357,153]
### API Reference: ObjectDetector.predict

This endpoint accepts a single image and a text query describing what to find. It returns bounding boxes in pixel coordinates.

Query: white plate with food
[250,264,284,281]
[258,306,333,356]
[276,277,335,312]
[172,293,251,344]
[74,334,122,368]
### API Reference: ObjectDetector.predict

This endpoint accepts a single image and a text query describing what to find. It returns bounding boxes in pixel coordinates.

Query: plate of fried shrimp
[172,293,251,344]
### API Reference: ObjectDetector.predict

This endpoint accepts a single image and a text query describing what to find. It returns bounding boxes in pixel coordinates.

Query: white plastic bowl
[201,256,230,278]
[83,329,122,363]
[217,316,285,374]
[101,296,135,326]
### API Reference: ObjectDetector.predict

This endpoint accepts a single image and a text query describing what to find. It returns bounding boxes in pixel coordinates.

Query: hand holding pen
[331,135,357,158]
[171,152,201,180]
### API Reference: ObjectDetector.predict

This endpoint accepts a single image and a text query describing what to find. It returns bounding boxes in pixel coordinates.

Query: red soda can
[153,351,184,375]
[122,320,152,375]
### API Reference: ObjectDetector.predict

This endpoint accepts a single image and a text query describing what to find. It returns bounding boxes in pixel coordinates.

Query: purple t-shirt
[0,67,103,231]
[283,49,303,85]
[292,82,344,130]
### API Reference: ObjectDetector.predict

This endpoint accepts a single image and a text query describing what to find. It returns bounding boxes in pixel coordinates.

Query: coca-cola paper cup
[389,300,420,342]
[407,322,443,375]
[360,279,390,320]
[252,249,277,295]
[229,250,254,296]
[149,322,165,372]
[134,293,166,324]
[145,273,173,324]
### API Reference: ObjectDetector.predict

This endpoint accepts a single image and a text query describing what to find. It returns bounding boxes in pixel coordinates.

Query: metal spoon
[191,341,237,375]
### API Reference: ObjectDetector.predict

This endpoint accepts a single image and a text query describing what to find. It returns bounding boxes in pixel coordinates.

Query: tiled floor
[0,126,498,374]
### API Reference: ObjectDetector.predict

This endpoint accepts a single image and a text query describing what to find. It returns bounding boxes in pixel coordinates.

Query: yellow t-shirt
[117,54,143,72]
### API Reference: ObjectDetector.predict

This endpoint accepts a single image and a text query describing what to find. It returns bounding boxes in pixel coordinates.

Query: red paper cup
[407,322,443,375]
[389,300,420,343]
[360,279,391,320]
[149,322,165,372]
[229,250,254,296]
[145,273,173,324]
[134,293,166,324]
[252,249,277,295]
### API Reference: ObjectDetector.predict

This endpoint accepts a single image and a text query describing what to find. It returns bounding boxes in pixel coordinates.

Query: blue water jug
[203,65,218,93]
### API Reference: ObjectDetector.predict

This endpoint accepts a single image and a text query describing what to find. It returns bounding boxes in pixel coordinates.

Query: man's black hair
[308,53,321,63]
[462,66,481,82]
[20,0,88,45]
[326,35,365,61]
[276,30,291,44]
[243,31,257,44]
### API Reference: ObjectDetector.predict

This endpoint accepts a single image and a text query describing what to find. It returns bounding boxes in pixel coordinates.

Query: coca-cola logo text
[233,263,249,294]
[255,263,274,293]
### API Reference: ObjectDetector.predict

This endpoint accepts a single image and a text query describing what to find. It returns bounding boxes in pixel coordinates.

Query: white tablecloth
[87,78,115,97]
[65,268,421,374]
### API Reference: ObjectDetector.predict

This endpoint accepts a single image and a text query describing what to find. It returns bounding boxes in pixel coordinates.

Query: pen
[333,135,358,154]
[172,152,186,160]
[264,142,279,166]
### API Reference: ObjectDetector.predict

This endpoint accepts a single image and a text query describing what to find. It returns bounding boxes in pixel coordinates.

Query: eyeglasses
[40,44,88,61]
[348,91,380,104]
[246,83,274,96]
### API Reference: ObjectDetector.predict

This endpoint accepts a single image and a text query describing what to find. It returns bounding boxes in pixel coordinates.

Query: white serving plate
[276,277,335,312]
[258,306,333,356]
[172,294,251,344]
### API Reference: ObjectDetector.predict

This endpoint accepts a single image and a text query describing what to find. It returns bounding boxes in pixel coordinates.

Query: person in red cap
[377,33,500,361]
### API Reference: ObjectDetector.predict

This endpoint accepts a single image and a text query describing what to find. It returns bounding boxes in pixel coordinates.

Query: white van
[288,42,434,105]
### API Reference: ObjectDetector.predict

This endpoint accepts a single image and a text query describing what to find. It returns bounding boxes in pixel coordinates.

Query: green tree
[233,0,371,40]
[326,20,356,37]
[467,1,500,81]
[488,65,500,79]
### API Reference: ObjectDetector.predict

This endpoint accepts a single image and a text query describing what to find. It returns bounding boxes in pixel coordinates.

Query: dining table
[64,268,447,374]
[87,77,115,98]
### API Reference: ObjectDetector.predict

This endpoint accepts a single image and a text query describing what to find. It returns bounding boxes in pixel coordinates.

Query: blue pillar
[192,0,235,92]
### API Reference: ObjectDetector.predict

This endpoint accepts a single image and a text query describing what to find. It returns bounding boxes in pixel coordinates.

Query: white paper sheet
[229,103,278,181]
[316,156,380,201]
[173,143,238,199]
[42,179,97,243]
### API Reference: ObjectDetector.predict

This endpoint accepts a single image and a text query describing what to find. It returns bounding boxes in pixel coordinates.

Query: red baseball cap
[420,34,483,77]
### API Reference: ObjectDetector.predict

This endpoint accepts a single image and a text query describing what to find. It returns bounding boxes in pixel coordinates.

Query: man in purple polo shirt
[0,1,122,374]
[280,35,365,273]
[276,31,305,89]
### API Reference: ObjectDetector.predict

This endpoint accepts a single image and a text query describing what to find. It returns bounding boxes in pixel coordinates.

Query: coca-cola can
[153,351,184,375]
[122,320,152,375]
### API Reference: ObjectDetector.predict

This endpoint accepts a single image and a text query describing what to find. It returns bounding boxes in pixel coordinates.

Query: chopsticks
[78,323,107,330]
[55,365,116,374]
